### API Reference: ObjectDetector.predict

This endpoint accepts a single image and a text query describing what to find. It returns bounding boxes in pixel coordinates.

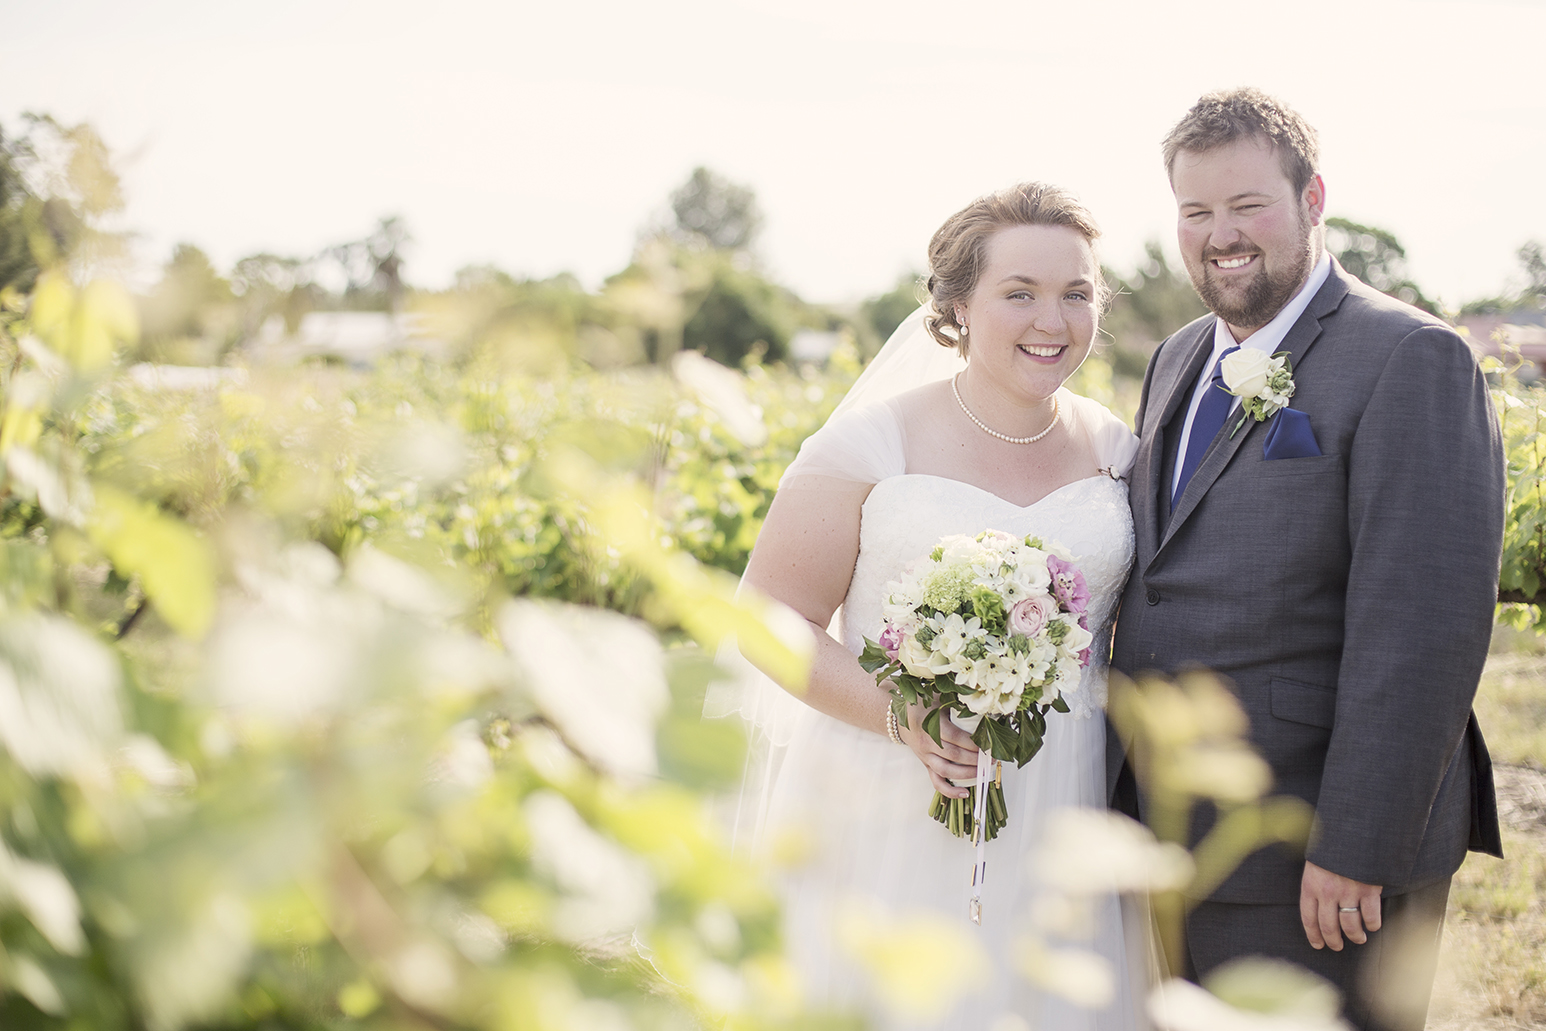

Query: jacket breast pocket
[1252,453,1345,479]
[1270,677,1337,729]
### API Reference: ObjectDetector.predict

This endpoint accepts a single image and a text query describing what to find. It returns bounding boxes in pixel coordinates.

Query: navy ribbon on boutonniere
[1262,407,1322,460]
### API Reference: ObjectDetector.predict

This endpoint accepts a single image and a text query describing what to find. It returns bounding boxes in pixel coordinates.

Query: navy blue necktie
[1172,345,1240,511]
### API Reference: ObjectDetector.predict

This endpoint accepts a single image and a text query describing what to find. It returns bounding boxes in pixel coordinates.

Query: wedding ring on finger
[1339,906,1361,914]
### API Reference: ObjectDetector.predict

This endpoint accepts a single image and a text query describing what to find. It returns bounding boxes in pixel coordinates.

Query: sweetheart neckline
[865,472,1117,513]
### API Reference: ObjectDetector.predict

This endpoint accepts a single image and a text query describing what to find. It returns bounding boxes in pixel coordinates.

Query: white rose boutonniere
[1219,349,1296,437]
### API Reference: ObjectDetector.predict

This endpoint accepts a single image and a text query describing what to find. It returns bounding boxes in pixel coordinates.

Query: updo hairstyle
[924,182,1107,353]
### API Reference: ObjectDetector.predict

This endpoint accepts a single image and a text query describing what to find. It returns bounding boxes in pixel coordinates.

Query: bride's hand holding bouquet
[861,529,1095,842]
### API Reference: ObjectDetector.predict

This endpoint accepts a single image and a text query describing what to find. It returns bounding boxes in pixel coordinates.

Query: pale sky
[6,0,1545,309]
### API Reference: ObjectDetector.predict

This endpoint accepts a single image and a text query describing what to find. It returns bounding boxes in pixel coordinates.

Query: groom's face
[1172,136,1325,339]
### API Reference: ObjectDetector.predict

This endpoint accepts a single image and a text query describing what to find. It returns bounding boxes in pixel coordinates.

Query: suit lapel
[1151,261,1354,563]
[1132,321,1215,558]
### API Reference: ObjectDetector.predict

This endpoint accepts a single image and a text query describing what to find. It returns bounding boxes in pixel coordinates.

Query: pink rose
[1008,596,1055,639]
[879,624,903,660]
[1046,555,1090,615]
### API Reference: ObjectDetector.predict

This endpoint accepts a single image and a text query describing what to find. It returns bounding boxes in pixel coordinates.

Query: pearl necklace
[951,374,1060,444]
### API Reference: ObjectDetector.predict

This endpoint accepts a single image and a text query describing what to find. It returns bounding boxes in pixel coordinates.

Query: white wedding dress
[715,376,1145,1028]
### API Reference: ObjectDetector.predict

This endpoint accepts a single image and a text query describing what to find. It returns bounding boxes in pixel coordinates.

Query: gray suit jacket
[1109,260,1505,905]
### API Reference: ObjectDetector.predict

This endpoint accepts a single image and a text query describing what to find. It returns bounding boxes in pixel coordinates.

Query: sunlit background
[1,3,1544,1030]
[6,0,1545,307]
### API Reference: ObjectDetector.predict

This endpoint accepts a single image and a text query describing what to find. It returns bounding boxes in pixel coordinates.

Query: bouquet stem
[927,778,1007,841]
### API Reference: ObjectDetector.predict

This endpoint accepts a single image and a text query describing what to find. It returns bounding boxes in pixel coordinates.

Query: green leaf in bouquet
[1016,709,1047,766]
[984,716,1019,763]
[891,697,910,731]
[1050,696,1071,715]
[922,705,944,748]
[971,718,993,752]
[859,637,892,673]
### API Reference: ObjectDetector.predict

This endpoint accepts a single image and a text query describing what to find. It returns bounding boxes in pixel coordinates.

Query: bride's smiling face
[959,224,1098,403]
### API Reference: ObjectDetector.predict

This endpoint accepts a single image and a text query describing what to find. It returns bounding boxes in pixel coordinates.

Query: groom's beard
[1190,212,1314,332]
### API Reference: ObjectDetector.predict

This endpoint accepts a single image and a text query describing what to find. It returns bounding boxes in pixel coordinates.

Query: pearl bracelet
[885,707,903,745]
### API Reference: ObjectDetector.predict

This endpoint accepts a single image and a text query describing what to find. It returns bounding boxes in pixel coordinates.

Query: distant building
[787,329,843,364]
[250,311,444,366]
[1458,311,1546,381]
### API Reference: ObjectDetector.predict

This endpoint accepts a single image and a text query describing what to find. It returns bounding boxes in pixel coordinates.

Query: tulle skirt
[759,686,1150,1030]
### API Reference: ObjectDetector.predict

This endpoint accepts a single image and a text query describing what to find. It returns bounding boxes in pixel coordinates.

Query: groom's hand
[1300,860,1382,951]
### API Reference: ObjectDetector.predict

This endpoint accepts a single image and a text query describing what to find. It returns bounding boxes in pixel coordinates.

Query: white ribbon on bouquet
[951,711,993,925]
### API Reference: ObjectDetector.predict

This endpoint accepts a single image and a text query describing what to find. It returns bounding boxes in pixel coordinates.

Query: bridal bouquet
[860,530,1094,844]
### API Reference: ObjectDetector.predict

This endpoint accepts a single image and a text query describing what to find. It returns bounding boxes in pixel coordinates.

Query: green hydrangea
[920,565,974,612]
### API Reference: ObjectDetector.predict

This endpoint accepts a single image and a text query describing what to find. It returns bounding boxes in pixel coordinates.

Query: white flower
[933,614,979,663]
[1220,349,1296,430]
[1060,619,1094,656]
[1220,348,1274,399]
[937,535,981,566]
[898,634,946,679]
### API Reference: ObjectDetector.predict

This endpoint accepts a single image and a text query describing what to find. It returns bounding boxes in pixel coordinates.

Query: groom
[1110,88,1504,1030]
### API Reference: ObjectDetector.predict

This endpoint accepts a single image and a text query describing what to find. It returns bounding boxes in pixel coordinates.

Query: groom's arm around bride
[1110,88,1505,1031]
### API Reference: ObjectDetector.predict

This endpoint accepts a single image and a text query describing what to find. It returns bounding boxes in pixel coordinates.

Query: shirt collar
[1211,250,1333,357]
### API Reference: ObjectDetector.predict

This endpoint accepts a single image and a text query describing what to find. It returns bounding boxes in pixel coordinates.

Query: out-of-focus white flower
[1034,809,1194,895]
[136,892,252,1031]
[451,910,506,964]
[11,955,65,1015]
[390,939,459,1009]
[376,420,468,487]
[207,608,357,722]
[1150,963,1350,1031]
[835,898,988,1021]
[347,545,461,620]
[6,445,88,525]
[429,719,494,790]
[673,349,768,446]
[1015,938,1115,1009]
[524,790,654,943]
[0,613,122,777]
[499,601,668,778]
[115,734,195,790]
[0,845,86,955]
[1168,745,1272,803]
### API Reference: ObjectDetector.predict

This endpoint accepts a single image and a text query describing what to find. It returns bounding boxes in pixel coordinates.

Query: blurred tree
[681,253,800,366]
[858,272,923,355]
[1325,217,1437,314]
[325,215,411,311]
[0,126,39,295]
[137,244,237,364]
[1101,242,1209,379]
[622,170,825,368]
[670,166,762,251]
[0,114,128,292]
[1519,239,1546,307]
[229,250,324,337]
[1461,239,1546,316]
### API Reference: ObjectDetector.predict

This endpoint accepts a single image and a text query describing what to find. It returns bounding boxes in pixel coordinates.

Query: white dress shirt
[1170,251,1333,499]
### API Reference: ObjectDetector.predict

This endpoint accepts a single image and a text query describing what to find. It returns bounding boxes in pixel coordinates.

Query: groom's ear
[1304,173,1327,226]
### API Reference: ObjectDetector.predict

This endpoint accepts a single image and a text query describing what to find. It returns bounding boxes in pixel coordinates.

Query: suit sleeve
[1307,325,1504,886]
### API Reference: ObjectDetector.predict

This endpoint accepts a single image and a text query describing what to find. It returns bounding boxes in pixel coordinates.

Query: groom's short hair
[1163,88,1321,194]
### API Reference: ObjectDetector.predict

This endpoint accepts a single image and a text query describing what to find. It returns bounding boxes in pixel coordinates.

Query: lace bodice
[838,473,1135,717]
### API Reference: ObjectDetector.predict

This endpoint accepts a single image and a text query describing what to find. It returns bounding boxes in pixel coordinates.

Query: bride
[712,182,1145,1028]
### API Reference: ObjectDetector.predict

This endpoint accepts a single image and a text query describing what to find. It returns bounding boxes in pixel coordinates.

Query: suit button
[1145,588,1160,605]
